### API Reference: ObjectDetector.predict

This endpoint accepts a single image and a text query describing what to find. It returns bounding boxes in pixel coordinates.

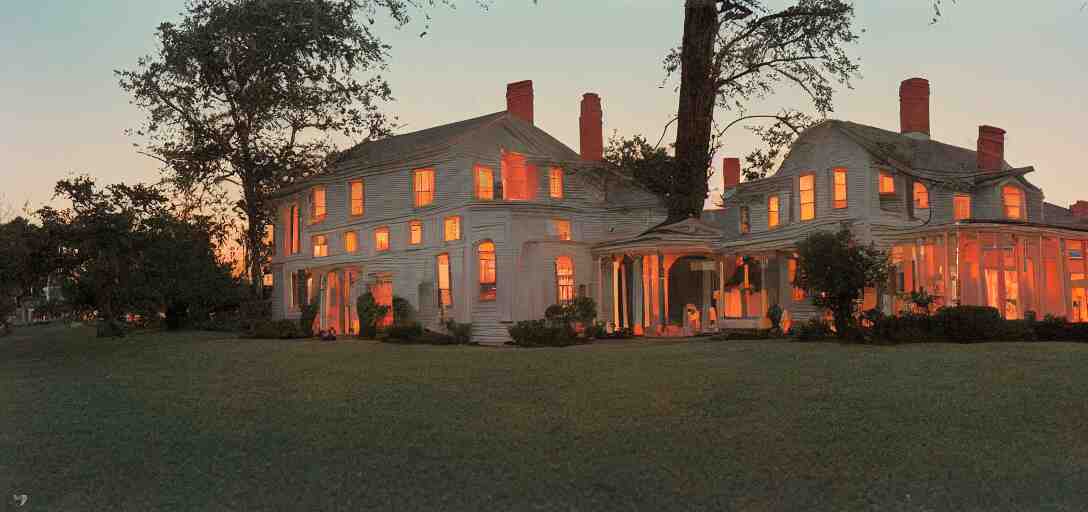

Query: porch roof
[592,217,723,254]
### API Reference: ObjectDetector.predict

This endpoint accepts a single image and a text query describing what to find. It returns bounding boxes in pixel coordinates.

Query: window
[310,186,326,221]
[444,216,461,241]
[879,170,895,195]
[288,204,300,254]
[833,168,847,209]
[954,194,971,220]
[478,241,496,301]
[344,231,358,253]
[799,174,815,221]
[475,165,494,200]
[437,253,452,307]
[549,167,564,199]
[350,180,364,216]
[290,272,300,310]
[767,195,780,228]
[263,272,274,287]
[1068,241,1086,281]
[788,257,805,301]
[312,234,328,257]
[413,168,435,207]
[374,227,390,252]
[556,256,575,303]
[740,206,750,234]
[501,150,537,200]
[553,219,572,240]
[265,224,275,256]
[914,182,929,209]
[409,220,423,245]
[1003,185,1024,220]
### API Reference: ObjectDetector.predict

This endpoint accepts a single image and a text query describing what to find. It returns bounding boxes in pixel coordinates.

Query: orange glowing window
[553,219,572,240]
[556,256,575,303]
[437,253,452,306]
[501,151,537,201]
[312,234,328,257]
[265,224,275,256]
[343,231,358,253]
[474,165,494,200]
[799,174,815,220]
[768,195,780,228]
[288,204,300,255]
[913,182,929,209]
[444,216,461,241]
[788,257,805,300]
[1003,185,1023,220]
[478,241,496,301]
[409,220,423,245]
[310,186,327,221]
[954,194,971,220]
[879,170,895,194]
[740,206,750,234]
[413,168,435,207]
[1068,241,1085,281]
[374,227,390,252]
[549,167,564,199]
[833,168,847,209]
[349,180,364,216]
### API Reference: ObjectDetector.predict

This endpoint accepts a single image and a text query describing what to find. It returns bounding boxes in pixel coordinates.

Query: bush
[298,303,319,338]
[250,319,303,339]
[445,321,473,344]
[932,306,1004,342]
[1031,315,1088,341]
[584,321,607,339]
[383,322,466,345]
[508,319,579,347]
[239,299,272,335]
[385,322,424,341]
[392,296,416,326]
[870,311,939,343]
[356,292,389,339]
[766,304,783,332]
[795,318,834,341]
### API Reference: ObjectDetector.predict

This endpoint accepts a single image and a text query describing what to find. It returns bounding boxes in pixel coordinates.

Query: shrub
[239,299,272,335]
[870,312,938,343]
[445,321,473,344]
[392,296,416,326]
[250,319,302,339]
[795,318,833,341]
[298,303,319,338]
[385,322,424,342]
[584,321,607,339]
[766,304,783,332]
[932,306,1003,342]
[508,319,579,347]
[356,292,389,339]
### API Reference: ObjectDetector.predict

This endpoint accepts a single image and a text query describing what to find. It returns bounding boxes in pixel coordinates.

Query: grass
[3,324,1088,511]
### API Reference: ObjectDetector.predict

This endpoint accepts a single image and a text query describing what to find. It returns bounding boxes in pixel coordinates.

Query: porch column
[632,255,643,334]
[759,255,768,321]
[1060,239,1071,318]
[596,256,604,320]
[718,255,726,326]
[620,258,629,329]
[658,250,666,331]
[611,256,621,330]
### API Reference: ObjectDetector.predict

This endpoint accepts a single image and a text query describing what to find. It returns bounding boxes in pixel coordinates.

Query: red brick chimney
[506,80,534,125]
[1071,201,1088,218]
[579,93,603,161]
[723,157,741,190]
[899,78,930,139]
[977,125,1006,172]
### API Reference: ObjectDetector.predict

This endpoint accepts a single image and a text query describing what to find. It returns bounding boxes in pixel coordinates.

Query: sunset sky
[2,1,1086,211]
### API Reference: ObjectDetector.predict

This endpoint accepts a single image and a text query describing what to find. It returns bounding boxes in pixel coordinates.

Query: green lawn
[3,325,1088,511]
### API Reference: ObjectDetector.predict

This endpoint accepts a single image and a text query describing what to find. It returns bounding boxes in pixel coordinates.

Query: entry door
[1073,288,1087,323]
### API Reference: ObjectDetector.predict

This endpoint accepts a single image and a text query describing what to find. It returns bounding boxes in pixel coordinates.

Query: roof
[592,216,723,253]
[1043,202,1088,230]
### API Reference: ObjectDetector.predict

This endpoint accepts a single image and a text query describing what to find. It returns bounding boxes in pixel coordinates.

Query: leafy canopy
[794,227,891,337]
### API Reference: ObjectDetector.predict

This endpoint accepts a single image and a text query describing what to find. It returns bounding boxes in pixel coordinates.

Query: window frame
[413,168,436,208]
[437,253,452,307]
[443,216,462,242]
[409,220,424,245]
[832,168,848,209]
[374,226,390,252]
[879,170,896,195]
[478,240,497,301]
[312,234,328,257]
[474,165,494,201]
[913,182,930,209]
[548,167,564,199]
[739,206,750,234]
[553,219,572,241]
[288,203,301,255]
[343,230,358,253]
[310,186,327,223]
[555,255,575,304]
[799,173,816,221]
[954,194,972,220]
[1002,184,1024,220]
[767,195,780,229]
[349,180,365,217]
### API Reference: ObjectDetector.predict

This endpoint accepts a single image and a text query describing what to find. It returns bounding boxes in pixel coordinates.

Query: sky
[2,0,1086,213]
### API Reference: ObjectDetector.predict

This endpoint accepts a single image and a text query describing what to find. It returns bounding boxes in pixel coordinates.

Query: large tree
[795,228,891,337]
[118,0,441,298]
[0,217,53,333]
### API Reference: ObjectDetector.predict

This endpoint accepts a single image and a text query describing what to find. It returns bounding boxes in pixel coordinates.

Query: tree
[118,0,440,299]
[0,217,53,333]
[794,228,891,337]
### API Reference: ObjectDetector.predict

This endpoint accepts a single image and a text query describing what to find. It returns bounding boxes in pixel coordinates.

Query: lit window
[312,234,328,257]
[344,231,358,253]
[1003,185,1023,220]
[914,182,929,209]
[549,167,564,199]
[265,224,275,256]
[475,165,494,200]
[289,204,301,254]
[350,180,364,216]
[444,216,461,241]
[290,272,300,310]
[501,151,537,201]
[833,168,847,209]
[437,253,452,307]
[768,195,780,228]
[263,272,274,287]
[310,186,326,221]
[553,219,572,240]
[413,168,435,207]
[1069,241,1086,281]
[799,174,815,221]
[409,220,423,245]
[374,227,390,252]
[788,257,805,301]
[954,194,971,220]
[478,241,496,301]
[740,206,750,234]
[556,256,575,303]
[879,170,895,195]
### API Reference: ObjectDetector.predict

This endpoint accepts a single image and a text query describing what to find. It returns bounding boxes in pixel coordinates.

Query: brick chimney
[977,125,1006,172]
[1071,201,1088,218]
[899,78,930,140]
[579,93,603,161]
[723,157,741,190]
[506,80,534,125]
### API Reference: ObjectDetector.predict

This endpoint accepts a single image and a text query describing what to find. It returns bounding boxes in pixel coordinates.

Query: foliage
[385,321,469,345]
[385,322,424,342]
[583,321,608,340]
[250,319,303,339]
[542,297,598,332]
[0,217,54,332]
[795,228,891,338]
[508,320,580,347]
[795,317,834,341]
[356,292,389,339]
[444,320,473,344]
[239,299,272,335]
[766,304,783,332]
[392,295,416,326]
[904,287,938,314]
[931,306,1004,342]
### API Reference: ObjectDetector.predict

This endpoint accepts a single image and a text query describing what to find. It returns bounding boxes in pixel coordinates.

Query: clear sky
[2,0,1085,212]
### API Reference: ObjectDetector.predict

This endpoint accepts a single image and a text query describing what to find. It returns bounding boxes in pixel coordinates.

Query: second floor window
[549,167,564,199]
[344,231,358,253]
[879,170,895,195]
[553,219,572,240]
[833,168,847,209]
[350,180,364,216]
[310,186,327,221]
[502,150,537,201]
[409,220,423,245]
[740,206,750,234]
[954,194,972,220]
[768,195,780,228]
[556,256,575,303]
[413,168,435,207]
[1003,185,1024,220]
[914,182,930,209]
[374,227,390,252]
[312,234,328,257]
[475,165,494,200]
[288,204,300,254]
[444,216,461,241]
[799,174,815,221]
[479,241,497,301]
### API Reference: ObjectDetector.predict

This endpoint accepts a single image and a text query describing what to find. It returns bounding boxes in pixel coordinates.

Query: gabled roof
[593,216,723,253]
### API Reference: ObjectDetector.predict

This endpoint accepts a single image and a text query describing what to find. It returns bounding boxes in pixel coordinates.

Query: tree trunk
[243,189,265,300]
[672,0,719,222]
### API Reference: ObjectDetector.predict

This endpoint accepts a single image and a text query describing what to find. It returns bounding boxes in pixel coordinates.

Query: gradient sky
[2,1,1086,212]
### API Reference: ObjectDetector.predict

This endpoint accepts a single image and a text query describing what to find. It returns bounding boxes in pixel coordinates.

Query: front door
[1072,287,1087,323]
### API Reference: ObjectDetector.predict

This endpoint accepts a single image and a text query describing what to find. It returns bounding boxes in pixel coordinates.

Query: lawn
[2,325,1087,511]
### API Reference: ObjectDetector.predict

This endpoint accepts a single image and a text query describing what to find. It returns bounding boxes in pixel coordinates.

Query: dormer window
[879,170,895,195]
[501,151,537,201]
[913,182,929,209]
[1002,185,1024,220]
[549,167,564,199]
[767,195,780,228]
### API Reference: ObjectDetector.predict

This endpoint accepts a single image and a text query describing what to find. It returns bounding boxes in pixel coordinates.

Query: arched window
[914,182,929,209]
[1003,185,1024,220]
[478,241,496,301]
[555,256,575,303]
